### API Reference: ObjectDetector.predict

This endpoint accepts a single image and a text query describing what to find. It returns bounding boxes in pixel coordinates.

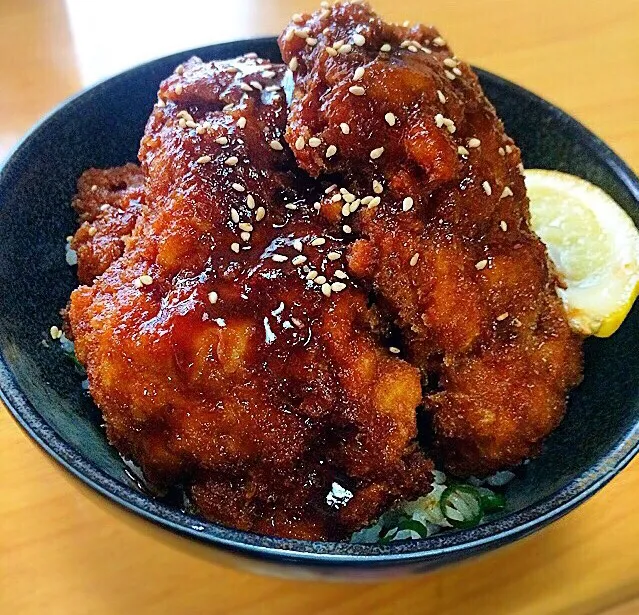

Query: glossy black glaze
[1,38,638,580]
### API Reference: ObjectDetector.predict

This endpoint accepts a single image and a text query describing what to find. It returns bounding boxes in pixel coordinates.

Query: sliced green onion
[396,518,429,538]
[440,484,483,529]
[478,487,506,514]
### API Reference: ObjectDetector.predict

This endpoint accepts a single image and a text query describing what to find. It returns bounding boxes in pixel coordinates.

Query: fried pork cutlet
[67,55,432,540]
[280,1,583,475]
[70,164,144,284]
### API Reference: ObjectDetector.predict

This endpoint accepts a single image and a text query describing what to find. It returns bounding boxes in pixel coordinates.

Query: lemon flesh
[525,169,639,337]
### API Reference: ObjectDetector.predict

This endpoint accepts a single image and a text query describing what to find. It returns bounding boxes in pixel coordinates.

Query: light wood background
[1,1,638,613]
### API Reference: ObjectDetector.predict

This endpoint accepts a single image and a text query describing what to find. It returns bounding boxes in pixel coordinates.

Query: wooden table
[1,1,638,613]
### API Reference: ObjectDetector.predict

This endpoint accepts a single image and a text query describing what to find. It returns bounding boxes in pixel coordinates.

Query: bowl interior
[1,38,638,566]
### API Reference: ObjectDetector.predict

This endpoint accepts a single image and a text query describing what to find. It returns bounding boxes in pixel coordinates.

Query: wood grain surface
[1,1,638,613]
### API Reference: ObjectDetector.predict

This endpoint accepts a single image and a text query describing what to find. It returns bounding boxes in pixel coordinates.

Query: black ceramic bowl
[1,38,638,581]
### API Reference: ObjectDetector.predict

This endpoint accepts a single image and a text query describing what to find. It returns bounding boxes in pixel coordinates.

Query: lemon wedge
[525,169,639,337]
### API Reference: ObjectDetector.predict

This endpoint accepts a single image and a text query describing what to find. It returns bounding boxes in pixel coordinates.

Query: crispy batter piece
[280,1,583,476]
[71,164,144,284]
[67,55,431,540]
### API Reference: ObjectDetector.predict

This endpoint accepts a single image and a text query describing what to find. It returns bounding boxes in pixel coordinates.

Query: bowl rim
[2,37,639,567]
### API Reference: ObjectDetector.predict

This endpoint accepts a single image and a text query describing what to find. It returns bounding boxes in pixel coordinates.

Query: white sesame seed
[443,118,456,133]
[265,85,281,92]
[443,58,457,68]
[239,222,253,232]
[195,125,205,135]
[50,325,62,340]
[293,239,303,251]
[90,184,98,192]
[475,259,488,270]
[325,184,337,194]
[314,202,322,210]
[500,220,508,231]
[230,208,240,223]
[292,255,307,266]
[156,98,166,108]
[433,36,446,46]
[307,270,318,280]
[284,28,295,42]
[177,110,194,121]
[457,146,470,156]
[295,136,306,150]
[294,28,308,40]
[402,197,414,212]
[311,237,326,246]
[434,113,444,128]
[482,181,492,196]
[133,278,143,289]
[368,196,381,208]
[408,45,419,53]
[100,203,110,212]
[331,281,347,292]
[468,138,481,148]
[196,155,211,164]
[306,37,318,46]
[423,47,432,55]
[361,196,373,205]
[380,43,391,52]
[334,270,348,279]
[445,70,456,81]
[240,83,253,93]
[185,120,198,129]
[373,180,383,194]
[262,70,276,78]
[518,163,525,175]
[289,57,299,71]
[349,85,366,96]
[178,118,187,128]
[333,39,344,50]
[389,346,401,354]
[231,242,240,253]
[321,283,332,297]
[224,156,239,166]
[246,194,255,209]
[498,147,505,156]
[343,225,352,234]
[496,312,509,321]
[326,47,337,57]
[354,66,365,81]
[353,33,366,46]
[285,203,298,210]
[237,116,247,129]
[400,41,411,49]
[139,274,153,286]
[255,207,266,221]
[308,137,322,147]
[269,140,284,151]
[87,226,97,236]
[370,147,384,160]
[501,186,514,199]
[340,123,351,135]
[437,90,446,104]
[208,291,218,304]
[232,183,245,192]
[175,84,183,95]
[326,145,337,158]
[240,232,251,242]
[385,112,396,126]
[339,44,352,54]
[506,145,513,154]
[315,275,327,285]
[349,200,361,213]
[331,193,342,203]
[223,103,234,112]
[272,254,288,262]
[327,251,341,261]
[216,136,228,145]
[341,203,351,217]
[250,80,263,91]
[410,252,420,266]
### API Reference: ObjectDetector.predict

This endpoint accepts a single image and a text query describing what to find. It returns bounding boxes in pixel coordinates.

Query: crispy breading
[280,1,583,476]
[67,55,431,540]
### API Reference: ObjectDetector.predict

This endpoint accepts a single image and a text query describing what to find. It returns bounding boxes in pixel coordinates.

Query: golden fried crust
[68,55,431,540]
[70,164,145,284]
[281,1,583,476]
